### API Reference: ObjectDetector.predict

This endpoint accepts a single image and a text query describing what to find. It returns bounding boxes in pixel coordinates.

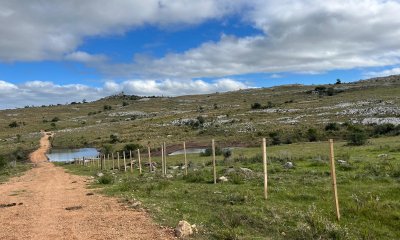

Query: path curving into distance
[0,132,172,240]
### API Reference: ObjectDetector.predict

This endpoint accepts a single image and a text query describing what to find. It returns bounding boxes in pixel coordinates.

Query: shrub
[110,133,120,143]
[0,156,8,169]
[103,105,112,111]
[325,122,340,131]
[223,149,232,159]
[373,123,396,136]
[51,117,60,122]
[347,126,367,146]
[251,102,262,109]
[98,174,113,184]
[122,101,129,106]
[123,143,141,152]
[307,128,318,142]
[200,147,222,156]
[9,121,19,128]
[269,132,281,145]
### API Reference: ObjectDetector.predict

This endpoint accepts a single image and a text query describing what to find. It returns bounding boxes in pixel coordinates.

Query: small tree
[251,102,262,109]
[335,79,342,85]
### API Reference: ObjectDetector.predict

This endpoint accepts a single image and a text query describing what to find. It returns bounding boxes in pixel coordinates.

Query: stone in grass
[166,174,174,179]
[284,162,294,169]
[218,176,228,182]
[96,172,104,177]
[169,165,180,170]
[175,220,193,238]
[337,160,347,165]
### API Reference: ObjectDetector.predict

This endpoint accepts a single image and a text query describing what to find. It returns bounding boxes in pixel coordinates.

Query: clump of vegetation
[347,126,368,145]
[8,121,19,128]
[325,122,340,131]
[200,146,222,156]
[51,117,60,122]
[110,133,120,143]
[103,105,112,111]
[98,174,113,184]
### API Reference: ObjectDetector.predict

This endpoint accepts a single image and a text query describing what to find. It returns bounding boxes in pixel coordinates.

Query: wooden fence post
[137,149,142,174]
[123,151,127,172]
[212,139,217,184]
[183,141,188,176]
[112,153,115,170]
[117,152,120,171]
[262,138,268,199]
[329,139,340,221]
[107,154,110,170]
[130,150,133,173]
[161,144,165,176]
[163,142,167,175]
[148,146,152,172]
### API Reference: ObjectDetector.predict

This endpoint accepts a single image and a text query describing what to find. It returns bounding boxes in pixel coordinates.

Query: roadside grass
[0,160,32,183]
[58,136,400,239]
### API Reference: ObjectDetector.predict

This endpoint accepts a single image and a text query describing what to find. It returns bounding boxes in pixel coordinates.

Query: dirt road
[0,132,173,240]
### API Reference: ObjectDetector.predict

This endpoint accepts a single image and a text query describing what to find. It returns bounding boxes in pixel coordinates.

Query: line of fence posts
[77,137,339,221]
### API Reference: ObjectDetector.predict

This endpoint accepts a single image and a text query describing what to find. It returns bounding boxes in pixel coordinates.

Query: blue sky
[1,1,400,109]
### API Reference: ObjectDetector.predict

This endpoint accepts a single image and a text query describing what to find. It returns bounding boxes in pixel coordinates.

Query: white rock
[175,220,193,238]
[284,162,294,169]
[96,172,104,177]
[218,176,228,182]
[337,160,347,164]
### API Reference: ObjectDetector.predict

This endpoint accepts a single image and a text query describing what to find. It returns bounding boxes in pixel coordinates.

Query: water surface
[169,148,206,156]
[47,148,99,162]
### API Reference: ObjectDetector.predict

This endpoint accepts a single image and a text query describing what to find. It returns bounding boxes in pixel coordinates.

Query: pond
[46,148,99,162]
[168,148,206,156]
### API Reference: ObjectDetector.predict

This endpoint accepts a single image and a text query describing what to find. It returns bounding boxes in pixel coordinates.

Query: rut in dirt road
[0,132,173,240]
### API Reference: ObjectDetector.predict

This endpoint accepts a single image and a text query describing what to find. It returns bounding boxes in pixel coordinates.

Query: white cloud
[0,0,242,62]
[103,0,400,78]
[364,67,400,78]
[0,78,249,109]
[64,51,107,63]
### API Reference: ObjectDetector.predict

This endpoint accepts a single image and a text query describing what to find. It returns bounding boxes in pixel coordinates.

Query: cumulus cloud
[0,0,242,62]
[112,0,400,78]
[64,51,107,63]
[364,67,400,78]
[0,78,248,109]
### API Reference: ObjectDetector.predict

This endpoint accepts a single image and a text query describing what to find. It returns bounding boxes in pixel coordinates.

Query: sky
[1,0,400,109]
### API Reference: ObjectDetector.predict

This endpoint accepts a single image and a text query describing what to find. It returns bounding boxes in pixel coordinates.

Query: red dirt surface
[0,132,173,240]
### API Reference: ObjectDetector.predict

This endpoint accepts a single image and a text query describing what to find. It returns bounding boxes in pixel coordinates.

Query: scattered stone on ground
[65,206,83,211]
[175,220,193,238]
[166,174,174,179]
[337,160,347,164]
[169,166,180,170]
[218,176,228,182]
[284,162,294,169]
[86,193,94,196]
[96,172,104,177]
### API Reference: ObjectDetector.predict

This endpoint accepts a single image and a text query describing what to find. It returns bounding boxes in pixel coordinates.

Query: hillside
[1,75,400,154]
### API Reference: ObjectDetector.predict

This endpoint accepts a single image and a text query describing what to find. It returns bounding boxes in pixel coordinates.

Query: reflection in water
[168,148,206,156]
[46,148,99,162]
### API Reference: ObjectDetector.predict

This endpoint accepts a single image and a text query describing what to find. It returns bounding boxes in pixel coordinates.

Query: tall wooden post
[163,142,167,175]
[262,138,268,199]
[137,149,142,174]
[100,155,103,170]
[107,154,110,170]
[329,139,340,221]
[183,141,188,176]
[112,153,115,170]
[212,139,217,184]
[161,144,165,176]
[123,151,127,172]
[148,146,152,172]
[130,150,133,173]
[117,152,120,171]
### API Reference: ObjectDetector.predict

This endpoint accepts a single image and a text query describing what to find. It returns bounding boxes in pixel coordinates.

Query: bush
[269,132,281,145]
[347,127,368,146]
[307,128,318,142]
[110,133,120,143]
[123,143,141,152]
[98,174,113,184]
[51,117,60,122]
[103,105,112,111]
[9,121,19,128]
[373,123,396,136]
[0,156,8,169]
[223,149,232,159]
[251,102,262,109]
[325,122,340,131]
[200,147,222,156]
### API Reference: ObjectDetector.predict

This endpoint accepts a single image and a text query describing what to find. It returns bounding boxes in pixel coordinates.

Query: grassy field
[59,136,400,239]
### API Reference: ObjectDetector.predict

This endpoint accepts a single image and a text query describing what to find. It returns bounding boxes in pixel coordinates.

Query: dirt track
[0,132,173,240]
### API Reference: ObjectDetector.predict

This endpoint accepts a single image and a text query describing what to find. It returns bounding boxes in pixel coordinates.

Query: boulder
[218,176,228,182]
[96,172,104,177]
[175,220,193,238]
[284,162,294,169]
